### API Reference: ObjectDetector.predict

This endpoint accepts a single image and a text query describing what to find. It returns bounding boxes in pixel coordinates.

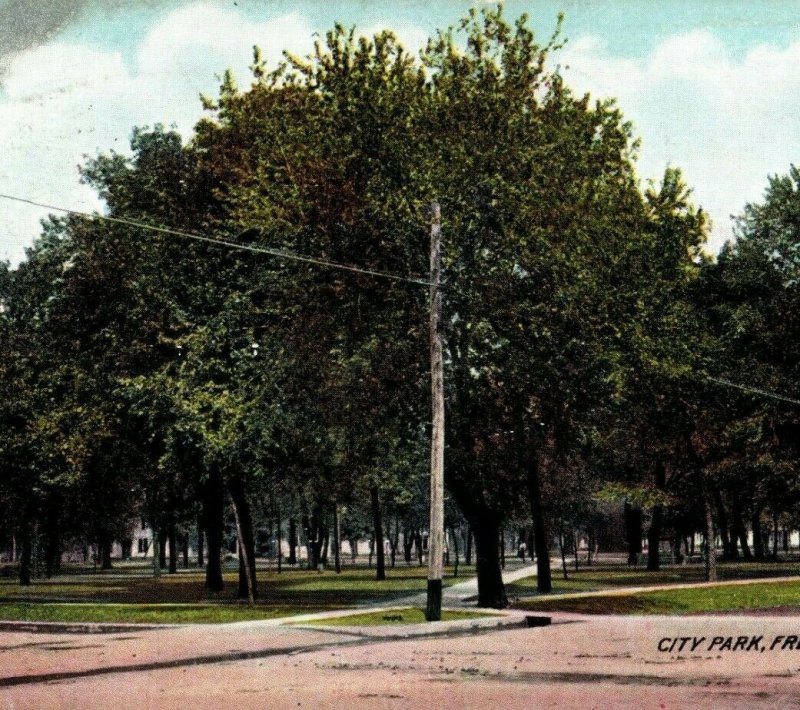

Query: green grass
[298,607,500,627]
[7,559,800,623]
[506,562,800,598]
[514,580,800,615]
[0,602,307,624]
[0,563,475,624]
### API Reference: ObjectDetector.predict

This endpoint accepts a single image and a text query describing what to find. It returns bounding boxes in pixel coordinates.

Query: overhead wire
[3,193,799,407]
[0,192,434,288]
[705,375,800,407]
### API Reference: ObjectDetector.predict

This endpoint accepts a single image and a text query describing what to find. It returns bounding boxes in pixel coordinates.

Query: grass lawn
[296,607,500,626]
[0,602,304,624]
[513,579,800,615]
[506,561,800,598]
[0,563,475,624]
[6,559,800,622]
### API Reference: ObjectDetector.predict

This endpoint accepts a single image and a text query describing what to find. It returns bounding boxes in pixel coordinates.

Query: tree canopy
[2,7,797,607]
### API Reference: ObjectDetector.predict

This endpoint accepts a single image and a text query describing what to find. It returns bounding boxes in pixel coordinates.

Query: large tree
[1,8,714,607]
[188,8,703,606]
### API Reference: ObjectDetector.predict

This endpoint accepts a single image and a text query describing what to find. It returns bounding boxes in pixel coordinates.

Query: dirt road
[3,612,800,708]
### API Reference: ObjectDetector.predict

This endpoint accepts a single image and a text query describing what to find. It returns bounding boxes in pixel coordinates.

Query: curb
[0,621,180,634]
[288,610,534,638]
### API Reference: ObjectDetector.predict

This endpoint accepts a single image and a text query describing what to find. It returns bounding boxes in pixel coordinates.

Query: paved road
[6,565,800,708]
[4,609,800,708]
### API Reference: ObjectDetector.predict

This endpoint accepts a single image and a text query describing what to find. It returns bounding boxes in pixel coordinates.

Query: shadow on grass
[0,564,474,622]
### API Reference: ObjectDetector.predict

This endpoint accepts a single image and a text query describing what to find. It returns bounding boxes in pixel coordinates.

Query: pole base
[425,579,443,621]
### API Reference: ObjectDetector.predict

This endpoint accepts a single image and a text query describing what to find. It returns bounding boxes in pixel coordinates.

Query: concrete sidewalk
[387,560,543,608]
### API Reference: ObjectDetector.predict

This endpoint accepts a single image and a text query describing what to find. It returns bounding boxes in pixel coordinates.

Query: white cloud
[135,4,313,129]
[0,3,314,265]
[3,8,800,264]
[558,31,800,252]
[361,21,429,58]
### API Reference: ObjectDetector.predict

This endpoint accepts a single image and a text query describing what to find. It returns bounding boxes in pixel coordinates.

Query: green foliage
[1,6,765,599]
[696,164,800,536]
[595,483,673,510]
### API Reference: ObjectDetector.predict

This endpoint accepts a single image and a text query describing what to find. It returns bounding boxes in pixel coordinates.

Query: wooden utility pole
[426,201,445,622]
[333,502,341,574]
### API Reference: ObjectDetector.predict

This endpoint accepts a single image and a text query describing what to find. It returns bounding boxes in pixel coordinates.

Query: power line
[0,193,434,287]
[705,375,800,407]
[5,195,800,409]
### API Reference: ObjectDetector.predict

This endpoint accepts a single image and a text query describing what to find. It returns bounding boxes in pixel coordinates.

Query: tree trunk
[403,528,413,564]
[573,529,580,571]
[276,508,282,573]
[302,513,316,569]
[368,535,374,568]
[305,505,325,570]
[389,515,399,569]
[671,532,683,564]
[182,533,189,568]
[43,501,61,578]
[646,511,662,572]
[18,517,32,587]
[752,507,764,561]
[465,525,473,565]
[196,516,205,567]
[288,517,298,565]
[370,486,386,581]
[168,521,178,574]
[732,491,751,560]
[473,516,508,608]
[152,527,161,579]
[44,529,61,578]
[772,510,780,560]
[94,527,113,571]
[647,462,666,571]
[320,526,330,566]
[158,531,167,570]
[450,525,460,578]
[202,469,225,592]
[528,458,552,593]
[332,503,341,574]
[229,477,257,602]
[624,502,643,566]
[703,492,717,582]
[712,488,733,561]
[100,536,113,571]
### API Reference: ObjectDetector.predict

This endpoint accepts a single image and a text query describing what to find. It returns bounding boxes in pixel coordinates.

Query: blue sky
[1,0,800,264]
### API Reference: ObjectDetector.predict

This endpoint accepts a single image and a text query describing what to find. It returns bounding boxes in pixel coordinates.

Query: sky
[1,0,799,265]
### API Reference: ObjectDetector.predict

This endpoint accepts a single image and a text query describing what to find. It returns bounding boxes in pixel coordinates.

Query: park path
[394,560,542,607]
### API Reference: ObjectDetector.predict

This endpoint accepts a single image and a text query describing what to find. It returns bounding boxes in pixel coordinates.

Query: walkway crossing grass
[512,575,800,616]
[294,608,501,626]
[0,563,475,623]
[4,560,800,622]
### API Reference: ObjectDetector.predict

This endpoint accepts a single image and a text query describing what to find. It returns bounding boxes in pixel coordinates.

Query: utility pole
[426,202,444,622]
